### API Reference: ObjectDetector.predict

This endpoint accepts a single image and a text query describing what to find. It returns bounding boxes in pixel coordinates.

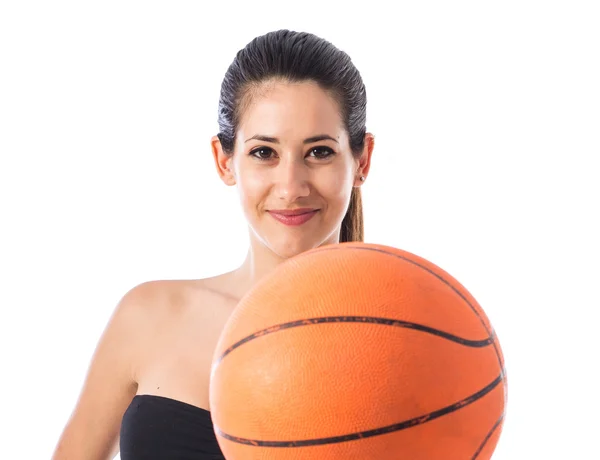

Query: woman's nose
[273,158,311,202]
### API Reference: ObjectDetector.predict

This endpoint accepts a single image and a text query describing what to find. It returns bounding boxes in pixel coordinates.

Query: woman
[52,29,375,459]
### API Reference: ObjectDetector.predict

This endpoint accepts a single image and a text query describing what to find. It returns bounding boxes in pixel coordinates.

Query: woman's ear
[211,135,236,186]
[354,132,375,186]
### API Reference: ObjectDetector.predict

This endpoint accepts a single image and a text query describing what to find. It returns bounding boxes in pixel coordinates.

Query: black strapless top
[120,395,225,459]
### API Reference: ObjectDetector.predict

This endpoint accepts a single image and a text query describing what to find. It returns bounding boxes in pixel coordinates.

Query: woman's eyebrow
[244,134,339,144]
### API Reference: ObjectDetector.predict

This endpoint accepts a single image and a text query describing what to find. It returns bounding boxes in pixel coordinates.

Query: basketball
[209,242,507,459]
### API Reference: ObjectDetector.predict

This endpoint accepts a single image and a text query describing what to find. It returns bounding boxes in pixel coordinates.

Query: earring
[359,176,365,181]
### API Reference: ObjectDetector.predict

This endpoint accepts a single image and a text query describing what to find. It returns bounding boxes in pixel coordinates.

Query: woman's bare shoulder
[123,276,236,315]
[131,276,240,407]
[127,276,240,343]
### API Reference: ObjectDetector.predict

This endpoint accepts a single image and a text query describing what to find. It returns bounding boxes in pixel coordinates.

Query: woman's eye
[309,147,335,159]
[250,147,275,160]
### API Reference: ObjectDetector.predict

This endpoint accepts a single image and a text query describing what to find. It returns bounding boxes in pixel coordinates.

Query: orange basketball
[209,242,507,459]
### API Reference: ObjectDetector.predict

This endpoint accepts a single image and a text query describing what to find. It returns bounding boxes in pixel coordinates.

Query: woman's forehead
[237,81,346,143]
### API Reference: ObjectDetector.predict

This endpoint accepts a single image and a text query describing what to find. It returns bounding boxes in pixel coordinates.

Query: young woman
[52,29,375,459]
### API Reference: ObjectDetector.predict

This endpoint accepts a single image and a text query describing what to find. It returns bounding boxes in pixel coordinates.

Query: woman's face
[213,80,373,259]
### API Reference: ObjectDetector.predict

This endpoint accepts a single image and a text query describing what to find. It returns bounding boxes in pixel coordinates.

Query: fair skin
[51,80,374,459]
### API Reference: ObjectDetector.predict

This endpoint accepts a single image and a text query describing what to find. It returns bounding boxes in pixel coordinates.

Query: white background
[1,1,598,458]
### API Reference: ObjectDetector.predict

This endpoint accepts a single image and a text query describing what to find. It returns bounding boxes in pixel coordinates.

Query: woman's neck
[231,244,288,299]
[228,229,342,300]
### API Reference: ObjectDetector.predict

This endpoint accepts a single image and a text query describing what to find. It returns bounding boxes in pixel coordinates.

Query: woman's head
[212,30,374,259]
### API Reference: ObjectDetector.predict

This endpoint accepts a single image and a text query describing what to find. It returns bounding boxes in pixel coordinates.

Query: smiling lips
[267,208,319,226]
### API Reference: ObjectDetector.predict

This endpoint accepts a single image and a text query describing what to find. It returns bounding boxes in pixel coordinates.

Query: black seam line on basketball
[214,316,495,366]
[471,413,505,460]
[214,372,504,448]
[299,245,505,373]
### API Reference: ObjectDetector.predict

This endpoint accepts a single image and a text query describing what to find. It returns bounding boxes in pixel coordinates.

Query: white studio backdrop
[1,1,598,458]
